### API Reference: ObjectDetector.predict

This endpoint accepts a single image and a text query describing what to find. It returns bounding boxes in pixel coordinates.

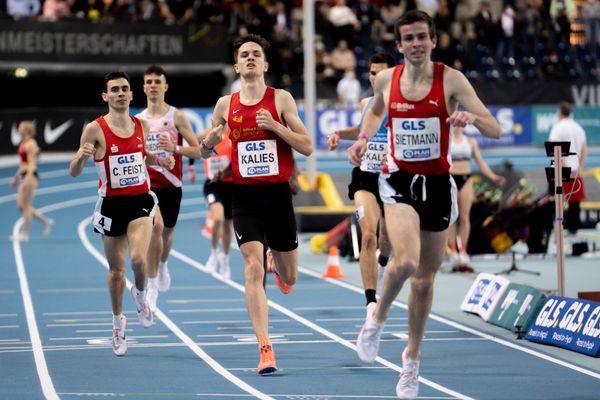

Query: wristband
[333,130,340,137]
[173,144,180,155]
[188,165,194,172]
[358,132,369,141]
[201,139,217,155]
[155,156,161,166]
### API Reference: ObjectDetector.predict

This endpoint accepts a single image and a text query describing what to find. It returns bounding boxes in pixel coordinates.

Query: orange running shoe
[273,271,294,294]
[257,344,277,375]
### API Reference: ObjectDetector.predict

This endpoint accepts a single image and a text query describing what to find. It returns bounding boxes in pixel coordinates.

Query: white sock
[113,313,126,327]
[133,286,145,302]
[211,248,218,256]
[148,277,158,288]
[159,260,168,270]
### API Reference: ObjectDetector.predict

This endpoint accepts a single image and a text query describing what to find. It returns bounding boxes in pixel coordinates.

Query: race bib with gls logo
[392,117,441,161]
[145,131,170,159]
[238,139,279,177]
[108,152,146,188]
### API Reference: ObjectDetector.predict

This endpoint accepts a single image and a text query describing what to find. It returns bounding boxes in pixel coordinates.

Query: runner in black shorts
[327,53,395,322]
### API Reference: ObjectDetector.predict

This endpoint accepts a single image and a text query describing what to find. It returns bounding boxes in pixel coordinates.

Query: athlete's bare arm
[470,138,505,184]
[142,119,175,169]
[259,89,312,156]
[444,68,501,139]
[70,122,102,177]
[327,97,371,150]
[158,109,201,159]
[347,69,391,165]
[202,95,230,157]
[24,140,39,177]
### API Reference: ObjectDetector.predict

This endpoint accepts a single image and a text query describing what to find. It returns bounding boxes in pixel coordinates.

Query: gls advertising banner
[313,106,532,150]
[525,296,600,357]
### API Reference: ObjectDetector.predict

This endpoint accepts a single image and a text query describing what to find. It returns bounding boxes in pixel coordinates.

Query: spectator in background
[522,2,542,60]
[159,0,194,25]
[41,0,70,21]
[336,69,361,108]
[328,0,359,47]
[107,0,136,23]
[330,39,356,77]
[548,101,587,233]
[473,0,497,54]
[7,0,40,19]
[435,31,463,70]
[497,4,516,59]
[553,0,572,45]
[355,0,382,46]
[70,0,104,22]
[581,0,600,53]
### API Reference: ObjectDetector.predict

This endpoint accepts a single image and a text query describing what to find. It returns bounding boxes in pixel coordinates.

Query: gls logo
[401,120,426,130]
[116,155,135,164]
[245,142,265,152]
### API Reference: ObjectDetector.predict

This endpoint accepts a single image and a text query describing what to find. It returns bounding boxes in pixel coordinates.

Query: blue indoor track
[1,159,600,399]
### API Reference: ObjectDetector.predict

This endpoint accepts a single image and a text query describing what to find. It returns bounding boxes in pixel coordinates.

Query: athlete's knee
[244,259,265,283]
[108,268,125,283]
[152,218,164,236]
[388,257,418,281]
[410,274,435,297]
[361,231,378,252]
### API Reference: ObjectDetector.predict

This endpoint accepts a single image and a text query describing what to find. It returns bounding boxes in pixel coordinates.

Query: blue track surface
[2,160,600,399]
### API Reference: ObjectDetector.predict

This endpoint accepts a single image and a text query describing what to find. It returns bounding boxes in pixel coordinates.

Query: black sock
[378,255,389,267]
[365,289,377,305]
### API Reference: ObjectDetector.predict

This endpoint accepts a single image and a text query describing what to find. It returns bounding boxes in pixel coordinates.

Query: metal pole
[553,145,565,296]
[303,0,317,189]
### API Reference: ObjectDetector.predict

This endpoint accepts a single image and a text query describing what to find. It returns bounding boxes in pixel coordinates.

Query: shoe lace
[400,362,418,385]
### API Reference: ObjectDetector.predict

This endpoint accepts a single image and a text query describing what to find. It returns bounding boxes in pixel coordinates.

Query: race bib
[237,140,279,177]
[108,152,146,188]
[360,138,388,173]
[392,117,441,162]
[145,131,170,158]
[207,156,230,180]
[92,212,112,233]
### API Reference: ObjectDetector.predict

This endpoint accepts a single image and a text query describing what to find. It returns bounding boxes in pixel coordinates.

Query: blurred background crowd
[3,0,600,106]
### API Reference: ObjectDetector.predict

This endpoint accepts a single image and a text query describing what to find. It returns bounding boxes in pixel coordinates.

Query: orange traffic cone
[202,211,214,238]
[322,245,345,278]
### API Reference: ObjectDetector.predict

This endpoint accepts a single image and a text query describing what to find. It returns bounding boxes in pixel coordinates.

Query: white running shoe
[9,232,29,242]
[205,252,218,273]
[356,303,384,363]
[449,251,460,265]
[112,316,128,356]
[396,348,420,399]
[146,282,158,313]
[43,219,54,236]
[130,286,154,328]
[218,252,231,280]
[157,264,171,292]
[458,252,470,265]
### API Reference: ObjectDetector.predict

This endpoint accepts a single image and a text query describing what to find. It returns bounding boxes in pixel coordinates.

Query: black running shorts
[92,192,157,237]
[232,183,298,251]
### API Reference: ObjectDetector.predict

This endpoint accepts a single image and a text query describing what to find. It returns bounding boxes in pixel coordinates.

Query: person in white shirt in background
[337,69,361,108]
[548,101,587,234]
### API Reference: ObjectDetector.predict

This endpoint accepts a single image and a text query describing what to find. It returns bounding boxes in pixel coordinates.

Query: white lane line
[0,338,21,342]
[0,314,18,317]
[299,267,600,380]
[0,325,20,329]
[49,335,169,341]
[78,218,274,400]
[171,249,474,400]
[11,218,59,400]
[316,317,407,322]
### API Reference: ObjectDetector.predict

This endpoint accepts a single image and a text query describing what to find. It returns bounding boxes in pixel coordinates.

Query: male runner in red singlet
[202,34,313,375]
[69,71,175,357]
[348,11,501,399]
[136,65,201,312]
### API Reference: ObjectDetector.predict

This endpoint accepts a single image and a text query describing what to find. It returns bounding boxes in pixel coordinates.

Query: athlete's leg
[240,240,270,338]
[354,190,381,303]
[147,207,164,279]
[457,178,474,254]
[127,216,153,291]
[102,234,128,315]
[17,177,37,234]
